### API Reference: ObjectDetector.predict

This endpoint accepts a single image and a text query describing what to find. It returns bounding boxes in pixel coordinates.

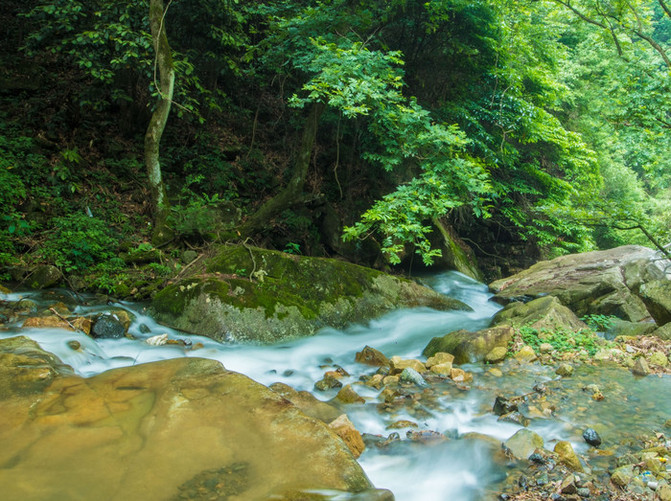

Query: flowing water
[2,272,670,500]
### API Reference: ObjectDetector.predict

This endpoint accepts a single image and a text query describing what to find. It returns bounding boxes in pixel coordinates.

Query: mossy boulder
[431,217,483,281]
[638,279,671,326]
[492,296,588,332]
[490,246,663,322]
[422,326,514,364]
[151,244,470,343]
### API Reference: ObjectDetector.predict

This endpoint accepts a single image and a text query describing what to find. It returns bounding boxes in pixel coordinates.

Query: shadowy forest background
[1,0,669,297]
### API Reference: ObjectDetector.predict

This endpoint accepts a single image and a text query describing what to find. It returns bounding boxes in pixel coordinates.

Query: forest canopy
[0,0,669,290]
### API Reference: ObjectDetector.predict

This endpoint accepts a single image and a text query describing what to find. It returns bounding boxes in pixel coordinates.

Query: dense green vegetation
[0,0,669,294]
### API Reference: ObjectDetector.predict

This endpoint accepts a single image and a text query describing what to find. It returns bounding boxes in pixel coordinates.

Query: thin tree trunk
[145,0,174,245]
[236,102,325,237]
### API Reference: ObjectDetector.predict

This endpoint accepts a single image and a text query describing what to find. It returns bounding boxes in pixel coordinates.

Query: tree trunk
[236,102,325,237]
[145,0,174,245]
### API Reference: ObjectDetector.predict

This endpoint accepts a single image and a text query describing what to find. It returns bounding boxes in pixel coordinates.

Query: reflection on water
[1,271,670,501]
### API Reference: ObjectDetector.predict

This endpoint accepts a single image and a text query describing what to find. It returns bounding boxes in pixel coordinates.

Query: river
[2,271,670,500]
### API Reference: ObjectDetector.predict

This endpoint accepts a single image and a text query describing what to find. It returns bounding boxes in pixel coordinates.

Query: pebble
[583,428,602,447]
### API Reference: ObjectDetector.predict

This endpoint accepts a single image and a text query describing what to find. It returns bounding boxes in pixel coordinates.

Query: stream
[2,271,670,500]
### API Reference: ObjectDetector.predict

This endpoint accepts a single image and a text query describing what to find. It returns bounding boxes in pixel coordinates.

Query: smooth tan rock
[450,368,472,383]
[632,357,651,376]
[355,345,390,367]
[22,315,73,330]
[269,382,341,423]
[0,356,372,500]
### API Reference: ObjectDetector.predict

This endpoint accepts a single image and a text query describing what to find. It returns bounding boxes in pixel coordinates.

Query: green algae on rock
[151,244,470,343]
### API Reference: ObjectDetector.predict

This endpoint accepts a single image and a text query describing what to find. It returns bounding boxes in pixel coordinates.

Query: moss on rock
[152,244,470,343]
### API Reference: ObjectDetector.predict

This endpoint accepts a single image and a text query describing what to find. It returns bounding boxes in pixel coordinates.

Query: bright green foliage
[41,213,118,272]
[582,314,618,332]
[519,325,605,356]
[289,38,491,264]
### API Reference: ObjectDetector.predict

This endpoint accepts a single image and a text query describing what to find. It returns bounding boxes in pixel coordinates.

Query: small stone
[536,471,549,486]
[335,385,365,404]
[365,374,384,389]
[91,315,126,339]
[493,396,518,416]
[576,487,591,497]
[329,414,365,458]
[67,340,81,351]
[400,368,428,387]
[450,367,472,382]
[657,484,671,501]
[631,357,651,376]
[515,345,537,362]
[146,333,169,346]
[139,323,151,334]
[485,346,507,363]
[382,375,399,386]
[560,474,578,494]
[406,429,446,444]
[582,428,602,447]
[390,356,426,373]
[610,465,634,487]
[554,441,583,472]
[429,362,453,375]
[386,420,418,430]
[488,368,503,377]
[649,351,669,367]
[314,374,343,391]
[556,363,574,377]
[355,346,390,367]
[425,352,455,367]
[539,343,554,353]
[498,411,530,427]
[504,428,544,459]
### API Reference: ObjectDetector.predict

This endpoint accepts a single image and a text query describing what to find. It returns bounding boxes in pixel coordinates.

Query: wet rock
[560,474,578,494]
[28,265,62,289]
[556,363,574,377]
[514,345,537,362]
[554,441,583,472]
[406,429,446,444]
[631,357,651,376]
[399,368,428,387]
[355,346,390,367]
[489,246,660,322]
[583,428,602,447]
[67,340,81,351]
[649,351,669,367]
[658,484,671,501]
[91,315,126,339]
[329,414,365,458]
[391,356,426,373]
[485,346,508,363]
[498,411,530,427]
[1,358,373,499]
[386,420,418,430]
[22,315,74,330]
[422,326,514,364]
[175,462,249,500]
[504,429,544,459]
[493,295,589,332]
[382,375,399,386]
[269,383,342,423]
[334,385,366,404]
[314,374,343,391]
[429,362,453,375]
[638,279,671,326]
[610,465,634,487]
[151,244,470,344]
[493,396,518,416]
[449,367,472,383]
[425,351,454,367]
[365,374,385,389]
[139,323,151,334]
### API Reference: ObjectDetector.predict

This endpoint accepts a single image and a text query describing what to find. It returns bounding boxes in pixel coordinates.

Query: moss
[152,243,470,343]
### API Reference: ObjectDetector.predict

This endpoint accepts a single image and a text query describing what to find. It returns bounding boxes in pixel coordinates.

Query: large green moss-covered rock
[0,340,379,500]
[489,246,663,322]
[152,244,470,343]
[638,280,671,326]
